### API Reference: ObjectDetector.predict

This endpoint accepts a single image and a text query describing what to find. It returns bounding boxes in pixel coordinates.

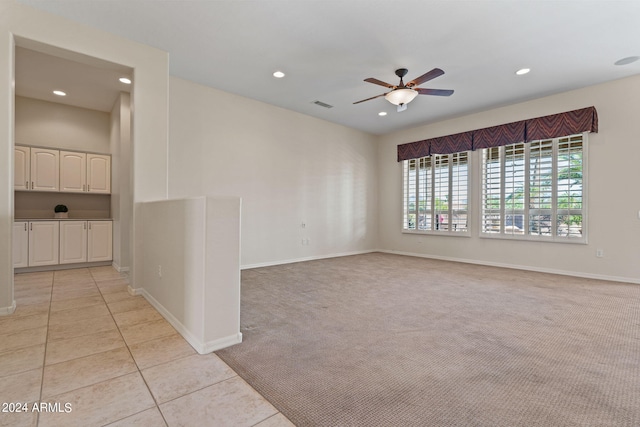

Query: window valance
[473,120,526,150]
[397,106,598,161]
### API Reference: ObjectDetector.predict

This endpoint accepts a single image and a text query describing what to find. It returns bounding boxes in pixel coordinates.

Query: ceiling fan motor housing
[395,68,409,81]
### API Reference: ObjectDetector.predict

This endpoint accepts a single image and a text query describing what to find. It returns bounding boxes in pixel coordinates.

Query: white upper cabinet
[30,148,60,192]
[15,145,60,192]
[16,146,111,194]
[14,146,30,191]
[87,154,111,194]
[60,151,87,193]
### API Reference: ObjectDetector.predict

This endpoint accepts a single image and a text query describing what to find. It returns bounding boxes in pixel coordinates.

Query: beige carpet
[216,252,640,426]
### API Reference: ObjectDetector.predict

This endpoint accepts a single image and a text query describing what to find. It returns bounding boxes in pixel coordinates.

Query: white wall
[168,77,378,268]
[16,96,110,152]
[0,0,169,313]
[378,75,640,283]
[141,196,241,353]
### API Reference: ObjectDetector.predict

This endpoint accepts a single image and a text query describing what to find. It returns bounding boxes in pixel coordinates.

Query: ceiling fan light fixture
[385,88,418,106]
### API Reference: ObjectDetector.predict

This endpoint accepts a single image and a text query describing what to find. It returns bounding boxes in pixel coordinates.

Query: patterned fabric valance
[473,120,526,150]
[397,131,473,160]
[525,107,598,142]
[397,106,598,161]
[396,138,431,162]
[429,131,473,155]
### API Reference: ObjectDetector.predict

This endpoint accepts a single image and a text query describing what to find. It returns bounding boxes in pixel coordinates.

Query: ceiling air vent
[312,100,333,109]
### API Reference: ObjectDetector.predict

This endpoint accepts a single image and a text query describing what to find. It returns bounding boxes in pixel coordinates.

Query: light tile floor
[0,267,294,427]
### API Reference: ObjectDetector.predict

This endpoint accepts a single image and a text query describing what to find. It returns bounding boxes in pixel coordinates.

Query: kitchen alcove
[14,44,133,273]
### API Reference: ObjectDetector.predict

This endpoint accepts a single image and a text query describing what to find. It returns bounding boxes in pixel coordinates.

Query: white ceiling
[15,0,640,135]
[15,44,132,112]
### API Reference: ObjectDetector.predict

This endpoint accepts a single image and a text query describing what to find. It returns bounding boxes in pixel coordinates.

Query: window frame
[479,133,588,244]
[402,151,471,237]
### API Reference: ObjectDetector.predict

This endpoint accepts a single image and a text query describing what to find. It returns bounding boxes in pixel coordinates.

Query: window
[481,134,585,241]
[403,152,469,234]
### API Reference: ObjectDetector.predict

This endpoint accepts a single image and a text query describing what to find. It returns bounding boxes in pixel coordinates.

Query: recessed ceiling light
[614,56,640,66]
[378,111,387,116]
[119,77,132,84]
[273,71,285,78]
[515,68,531,75]
[53,90,66,96]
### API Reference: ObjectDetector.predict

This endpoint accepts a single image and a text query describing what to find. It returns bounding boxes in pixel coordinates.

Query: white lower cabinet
[14,220,111,268]
[60,220,112,264]
[13,222,29,268]
[60,221,88,264]
[28,221,60,267]
[88,221,113,262]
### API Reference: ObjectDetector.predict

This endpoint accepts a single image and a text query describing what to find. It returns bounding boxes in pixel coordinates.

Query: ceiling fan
[354,68,454,112]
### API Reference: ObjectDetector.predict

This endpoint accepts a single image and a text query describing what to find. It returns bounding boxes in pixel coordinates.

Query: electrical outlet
[596,249,604,258]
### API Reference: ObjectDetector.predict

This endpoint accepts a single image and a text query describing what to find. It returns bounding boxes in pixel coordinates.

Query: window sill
[479,233,587,244]
[402,230,471,237]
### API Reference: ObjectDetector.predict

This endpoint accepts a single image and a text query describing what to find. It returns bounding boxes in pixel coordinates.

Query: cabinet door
[13,222,29,268]
[30,148,59,192]
[87,154,111,194]
[28,221,59,266]
[88,221,112,262]
[60,151,87,192]
[14,146,30,191]
[59,221,88,264]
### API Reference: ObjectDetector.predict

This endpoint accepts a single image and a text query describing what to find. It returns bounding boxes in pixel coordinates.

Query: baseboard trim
[127,285,142,296]
[241,249,377,270]
[138,288,242,354]
[378,249,640,285]
[0,300,16,316]
[112,262,130,275]
[202,333,243,354]
[14,261,112,274]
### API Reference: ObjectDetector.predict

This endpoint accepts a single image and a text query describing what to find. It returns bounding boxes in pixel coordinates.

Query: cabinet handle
[84,222,87,230]
[24,223,27,231]
[83,184,86,191]
[87,185,90,192]
[88,223,92,230]
[25,181,28,189]
[30,223,32,231]
[31,181,33,189]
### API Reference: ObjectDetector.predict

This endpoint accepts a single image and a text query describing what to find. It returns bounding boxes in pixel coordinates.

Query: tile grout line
[35,270,55,427]
[148,372,240,407]
[14,268,292,427]
[92,268,171,427]
[249,412,285,427]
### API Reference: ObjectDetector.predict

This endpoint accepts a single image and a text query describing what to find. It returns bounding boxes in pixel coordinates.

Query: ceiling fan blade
[416,88,454,96]
[364,77,395,88]
[353,93,388,104]
[407,68,445,87]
